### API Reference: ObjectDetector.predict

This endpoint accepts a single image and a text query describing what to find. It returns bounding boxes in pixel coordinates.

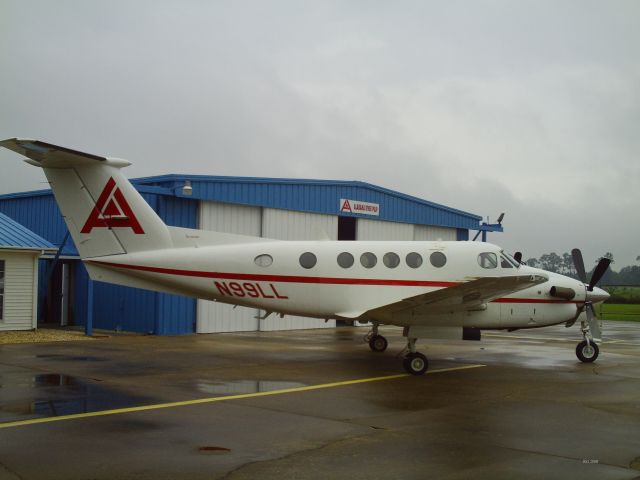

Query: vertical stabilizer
[0,139,172,258]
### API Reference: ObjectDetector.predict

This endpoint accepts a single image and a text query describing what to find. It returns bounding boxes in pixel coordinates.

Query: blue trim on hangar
[0,174,485,336]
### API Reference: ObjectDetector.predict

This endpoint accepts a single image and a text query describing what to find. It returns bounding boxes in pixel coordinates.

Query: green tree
[539,252,563,273]
[597,252,615,264]
[562,252,576,277]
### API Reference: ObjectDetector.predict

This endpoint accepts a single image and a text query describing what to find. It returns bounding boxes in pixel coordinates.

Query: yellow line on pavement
[0,364,485,430]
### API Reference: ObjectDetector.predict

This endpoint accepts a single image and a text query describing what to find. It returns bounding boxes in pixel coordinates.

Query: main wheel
[369,335,388,352]
[576,340,599,363]
[403,352,429,375]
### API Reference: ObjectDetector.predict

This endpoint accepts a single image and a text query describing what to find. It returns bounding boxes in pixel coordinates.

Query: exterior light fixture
[182,180,193,196]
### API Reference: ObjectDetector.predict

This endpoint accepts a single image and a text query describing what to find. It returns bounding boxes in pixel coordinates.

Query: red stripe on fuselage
[85,260,457,287]
[85,260,582,305]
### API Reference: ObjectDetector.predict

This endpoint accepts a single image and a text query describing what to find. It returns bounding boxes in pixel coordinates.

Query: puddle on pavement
[0,372,151,423]
[194,379,306,395]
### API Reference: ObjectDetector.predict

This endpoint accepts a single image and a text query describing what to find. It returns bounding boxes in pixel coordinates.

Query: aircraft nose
[587,286,610,304]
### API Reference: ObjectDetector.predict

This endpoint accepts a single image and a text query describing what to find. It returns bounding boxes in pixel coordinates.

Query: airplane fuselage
[84,239,594,331]
[0,138,611,375]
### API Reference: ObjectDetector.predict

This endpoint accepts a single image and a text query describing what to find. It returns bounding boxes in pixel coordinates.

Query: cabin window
[383,252,400,268]
[478,252,497,269]
[0,260,4,320]
[430,251,447,268]
[254,254,273,267]
[337,252,354,268]
[406,252,423,268]
[299,252,317,269]
[360,252,377,269]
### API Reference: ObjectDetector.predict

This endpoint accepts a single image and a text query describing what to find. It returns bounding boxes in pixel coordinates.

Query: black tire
[576,340,599,363]
[369,335,388,352]
[403,352,429,375]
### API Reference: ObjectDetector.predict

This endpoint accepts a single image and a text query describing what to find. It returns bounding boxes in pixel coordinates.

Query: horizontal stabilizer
[0,138,130,168]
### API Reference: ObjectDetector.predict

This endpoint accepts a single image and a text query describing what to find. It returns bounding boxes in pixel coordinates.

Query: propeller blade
[589,258,612,291]
[572,248,587,283]
[585,303,602,341]
[514,252,522,264]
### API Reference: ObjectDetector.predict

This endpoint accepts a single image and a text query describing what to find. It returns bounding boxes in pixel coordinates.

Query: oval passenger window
[299,252,317,269]
[337,252,355,268]
[383,252,400,268]
[254,254,273,267]
[430,251,447,268]
[360,252,377,269]
[406,252,423,268]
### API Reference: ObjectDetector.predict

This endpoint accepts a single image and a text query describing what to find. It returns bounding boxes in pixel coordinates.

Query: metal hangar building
[0,174,493,335]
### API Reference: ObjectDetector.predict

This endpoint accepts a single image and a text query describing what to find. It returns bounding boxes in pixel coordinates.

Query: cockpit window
[478,252,498,269]
[500,255,513,268]
[501,251,520,268]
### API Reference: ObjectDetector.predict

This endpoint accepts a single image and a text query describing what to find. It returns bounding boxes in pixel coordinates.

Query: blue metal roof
[0,174,483,230]
[130,174,482,230]
[0,212,55,250]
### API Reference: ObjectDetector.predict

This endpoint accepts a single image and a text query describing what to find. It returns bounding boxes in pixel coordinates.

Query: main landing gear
[403,337,429,375]
[365,324,429,375]
[365,323,388,353]
[576,320,599,363]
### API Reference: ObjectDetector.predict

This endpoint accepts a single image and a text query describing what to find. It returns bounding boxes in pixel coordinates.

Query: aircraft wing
[364,274,548,323]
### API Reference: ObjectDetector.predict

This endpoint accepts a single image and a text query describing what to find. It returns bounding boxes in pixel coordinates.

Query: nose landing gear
[576,320,599,363]
[576,340,599,363]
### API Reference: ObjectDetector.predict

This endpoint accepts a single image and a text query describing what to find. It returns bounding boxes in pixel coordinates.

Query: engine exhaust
[550,286,576,300]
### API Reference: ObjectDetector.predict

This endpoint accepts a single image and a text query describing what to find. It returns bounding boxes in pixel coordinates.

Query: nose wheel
[576,318,600,363]
[576,340,599,363]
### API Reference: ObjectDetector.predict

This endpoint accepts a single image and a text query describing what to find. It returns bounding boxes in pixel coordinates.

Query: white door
[196,202,261,333]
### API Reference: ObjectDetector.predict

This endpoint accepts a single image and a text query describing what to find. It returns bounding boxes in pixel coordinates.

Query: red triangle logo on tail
[81,177,145,234]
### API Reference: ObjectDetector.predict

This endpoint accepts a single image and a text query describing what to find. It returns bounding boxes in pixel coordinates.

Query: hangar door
[356,218,414,240]
[197,202,261,333]
[260,208,337,331]
[413,225,456,241]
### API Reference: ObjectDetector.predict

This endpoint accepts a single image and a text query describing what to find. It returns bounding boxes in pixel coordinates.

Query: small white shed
[0,213,56,331]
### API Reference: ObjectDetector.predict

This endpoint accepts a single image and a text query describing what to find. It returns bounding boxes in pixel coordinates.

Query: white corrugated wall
[413,225,456,241]
[0,250,38,331]
[356,218,414,240]
[197,203,338,332]
[262,209,338,241]
[260,208,337,331]
[197,202,261,333]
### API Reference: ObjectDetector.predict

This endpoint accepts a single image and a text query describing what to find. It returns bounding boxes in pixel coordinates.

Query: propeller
[566,249,612,338]
[571,248,611,291]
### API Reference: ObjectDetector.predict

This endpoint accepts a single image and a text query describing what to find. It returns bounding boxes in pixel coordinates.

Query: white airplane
[1,139,611,375]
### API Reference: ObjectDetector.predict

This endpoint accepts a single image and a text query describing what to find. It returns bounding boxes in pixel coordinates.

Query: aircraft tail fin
[0,138,172,258]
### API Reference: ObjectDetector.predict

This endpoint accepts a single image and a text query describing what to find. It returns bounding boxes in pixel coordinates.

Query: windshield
[501,251,521,268]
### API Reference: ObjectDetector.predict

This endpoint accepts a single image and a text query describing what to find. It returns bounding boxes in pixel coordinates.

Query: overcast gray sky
[1,0,638,268]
